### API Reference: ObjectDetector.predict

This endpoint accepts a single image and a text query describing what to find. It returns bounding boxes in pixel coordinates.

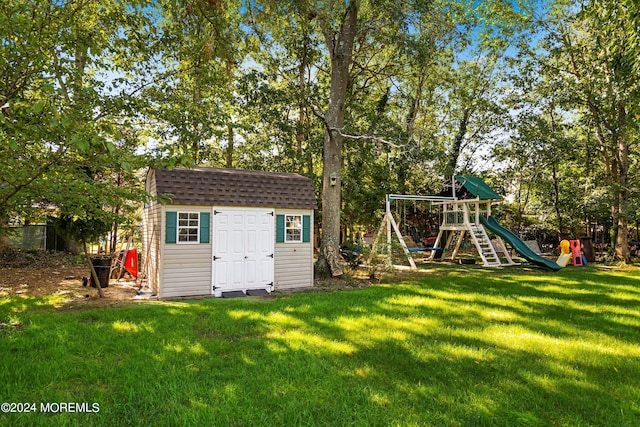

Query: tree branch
[329,127,405,149]
[0,145,69,210]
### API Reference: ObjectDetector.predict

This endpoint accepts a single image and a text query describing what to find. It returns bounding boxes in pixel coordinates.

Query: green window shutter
[166,211,177,244]
[302,215,311,243]
[276,214,285,243]
[200,212,210,243]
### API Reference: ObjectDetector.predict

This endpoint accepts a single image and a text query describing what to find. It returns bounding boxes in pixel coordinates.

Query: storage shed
[143,167,317,298]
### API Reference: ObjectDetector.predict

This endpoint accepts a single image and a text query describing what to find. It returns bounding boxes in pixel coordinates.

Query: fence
[7,225,68,251]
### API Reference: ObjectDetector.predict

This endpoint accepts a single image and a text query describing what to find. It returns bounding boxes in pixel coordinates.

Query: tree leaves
[3,0,638,260]
[0,0,154,242]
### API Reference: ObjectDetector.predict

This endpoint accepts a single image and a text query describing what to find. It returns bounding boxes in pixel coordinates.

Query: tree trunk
[82,240,104,298]
[225,124,234,168]
[0,210,8,250]
[591,109,631,262]
[551,157,564,239]
[192,85,202,164]
[563,27,632,262]
[445,107,471,178]
[110,183,121,254]
[406,66,428,142]
[296,37,308,173]
[110,221,118,254]
[613,132,631,261]
[316,2,359,278]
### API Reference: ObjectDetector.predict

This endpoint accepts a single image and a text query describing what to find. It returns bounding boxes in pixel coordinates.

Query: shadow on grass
[0,264,638,426]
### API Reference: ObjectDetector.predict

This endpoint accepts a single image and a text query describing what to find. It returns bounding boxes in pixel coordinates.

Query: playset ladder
[469,224,501,267]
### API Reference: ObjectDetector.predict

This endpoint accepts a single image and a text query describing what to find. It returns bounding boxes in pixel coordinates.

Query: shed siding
[160,205,212,298]
[274,209,314,290]
[143,172,162,295]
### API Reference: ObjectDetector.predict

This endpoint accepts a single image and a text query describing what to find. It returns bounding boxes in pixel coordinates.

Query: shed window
[285,215,302,243]
[178,212,199,243]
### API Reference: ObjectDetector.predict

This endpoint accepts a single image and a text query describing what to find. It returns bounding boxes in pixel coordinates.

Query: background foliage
[1,0,638,259]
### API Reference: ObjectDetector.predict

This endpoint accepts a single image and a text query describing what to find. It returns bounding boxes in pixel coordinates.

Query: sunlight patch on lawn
[112,321,140,332]
[272,330,357,355]
[189,342,208,355]
[480,309,520,323]
[576,331,640,358]
[527,283,600,296]
[283,303,313,313]
[483,325,564,355]
[368,391,391,408]
[400,317,442,339]
[225,309,362,355]
[384,292,531,315]
[380,294,449,310]
[219,383,239,404]
[314,314,427,348]
[528,371,562,393]
[163,341,209,356]
[482,324,640,360]
[591,269,640,285]
[354,365,372,378]
[165,343,185,353]
[228,309,308,333]
[524,368,601,398]
[536,361,586,381]
[604,313,640,328]
[513,274,579,284]
[241,353,256,366]
[606,292,640,303]
[518,296,599,313]
[263,311,308,328]
[162,302,195,315]
[265,341,289,354]
[438,342,495,362]
[0,295,69,312]
[466,393,498,421]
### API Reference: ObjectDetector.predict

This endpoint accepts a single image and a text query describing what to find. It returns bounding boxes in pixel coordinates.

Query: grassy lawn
[1,263,639,426]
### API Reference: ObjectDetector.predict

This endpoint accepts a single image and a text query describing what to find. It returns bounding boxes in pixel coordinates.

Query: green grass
[1,264,639,426]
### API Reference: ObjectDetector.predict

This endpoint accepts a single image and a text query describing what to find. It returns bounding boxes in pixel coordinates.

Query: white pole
[388,211,417,270]
[385,195,392,256]
[452,176,456,200]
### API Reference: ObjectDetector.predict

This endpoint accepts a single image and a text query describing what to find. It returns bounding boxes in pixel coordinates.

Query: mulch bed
[0,249,141,307]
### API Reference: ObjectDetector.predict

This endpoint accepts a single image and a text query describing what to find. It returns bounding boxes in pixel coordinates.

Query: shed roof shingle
[152,167,318,209]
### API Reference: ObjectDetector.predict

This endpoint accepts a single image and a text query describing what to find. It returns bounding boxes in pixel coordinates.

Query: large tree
[147,0,246,168]
[245,0,362,277]
[0,0,154,241]
[242,0,533,275]
[532,0,639,261]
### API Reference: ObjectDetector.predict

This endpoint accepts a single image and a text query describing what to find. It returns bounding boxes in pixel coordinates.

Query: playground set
[372,176,584,272]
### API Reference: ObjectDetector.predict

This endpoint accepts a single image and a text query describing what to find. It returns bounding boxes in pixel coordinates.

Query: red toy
[124,248,138,278]
[569,240,584,267]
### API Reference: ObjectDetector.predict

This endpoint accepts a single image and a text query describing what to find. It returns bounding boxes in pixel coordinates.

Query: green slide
[480,216,561,271]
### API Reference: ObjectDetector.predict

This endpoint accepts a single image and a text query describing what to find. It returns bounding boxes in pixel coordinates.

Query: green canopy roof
[455,176,502,200]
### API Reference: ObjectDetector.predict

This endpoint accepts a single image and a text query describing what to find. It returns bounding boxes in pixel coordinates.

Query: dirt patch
[0,250,144,308]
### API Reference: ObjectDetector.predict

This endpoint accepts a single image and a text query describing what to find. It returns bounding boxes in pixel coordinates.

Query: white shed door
[212,208,274,295]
